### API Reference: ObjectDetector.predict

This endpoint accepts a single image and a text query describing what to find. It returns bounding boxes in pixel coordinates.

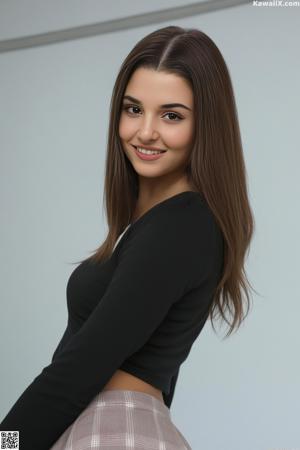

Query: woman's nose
[137,120,159,140]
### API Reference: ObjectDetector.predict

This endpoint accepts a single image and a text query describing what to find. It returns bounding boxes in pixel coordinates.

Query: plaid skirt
[49,389,192,449]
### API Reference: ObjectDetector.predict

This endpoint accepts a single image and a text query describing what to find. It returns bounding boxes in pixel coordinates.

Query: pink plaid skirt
[49,389,192,449]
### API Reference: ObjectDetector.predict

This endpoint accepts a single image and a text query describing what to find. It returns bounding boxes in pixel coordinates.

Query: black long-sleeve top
[0,191,224,449]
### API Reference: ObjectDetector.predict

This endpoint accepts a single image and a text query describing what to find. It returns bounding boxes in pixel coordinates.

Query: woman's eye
[123,105,140,115]
[122,105,182,122]
[165,112,182,121]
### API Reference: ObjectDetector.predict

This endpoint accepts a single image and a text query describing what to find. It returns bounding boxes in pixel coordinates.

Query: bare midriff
[102,369,164,404]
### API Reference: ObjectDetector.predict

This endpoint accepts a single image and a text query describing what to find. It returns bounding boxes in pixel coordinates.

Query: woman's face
[119,67,194,182]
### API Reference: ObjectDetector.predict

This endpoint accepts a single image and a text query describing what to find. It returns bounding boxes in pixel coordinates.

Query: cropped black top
[0,191,224,449]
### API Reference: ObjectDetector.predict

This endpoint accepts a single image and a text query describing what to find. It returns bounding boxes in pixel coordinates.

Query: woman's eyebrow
[123,95,192,111]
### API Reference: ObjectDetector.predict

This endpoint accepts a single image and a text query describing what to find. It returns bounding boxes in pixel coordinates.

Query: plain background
[0,1,299,449]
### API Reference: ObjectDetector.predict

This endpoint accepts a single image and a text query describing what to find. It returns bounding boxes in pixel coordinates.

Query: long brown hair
[74,25,257,338]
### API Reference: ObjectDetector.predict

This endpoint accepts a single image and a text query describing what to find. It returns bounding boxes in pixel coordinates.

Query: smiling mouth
[132,145,167,154]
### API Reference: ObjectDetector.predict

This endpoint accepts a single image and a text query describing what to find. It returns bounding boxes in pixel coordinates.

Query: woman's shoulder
[131,191,208,226]
[150,191,217,232]
[119,190,223,287]
[125,191,220,247]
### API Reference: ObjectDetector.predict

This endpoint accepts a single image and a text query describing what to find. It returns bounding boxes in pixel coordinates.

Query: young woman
[0,26,255,449]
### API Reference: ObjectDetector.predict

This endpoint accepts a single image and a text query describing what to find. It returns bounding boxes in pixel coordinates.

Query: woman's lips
[132,145,167,161]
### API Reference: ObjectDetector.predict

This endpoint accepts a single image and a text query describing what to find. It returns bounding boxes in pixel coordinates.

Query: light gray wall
[1,2,299,449]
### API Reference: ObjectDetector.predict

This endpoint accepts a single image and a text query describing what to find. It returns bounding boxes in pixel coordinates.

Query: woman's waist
[102,369,164,404]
